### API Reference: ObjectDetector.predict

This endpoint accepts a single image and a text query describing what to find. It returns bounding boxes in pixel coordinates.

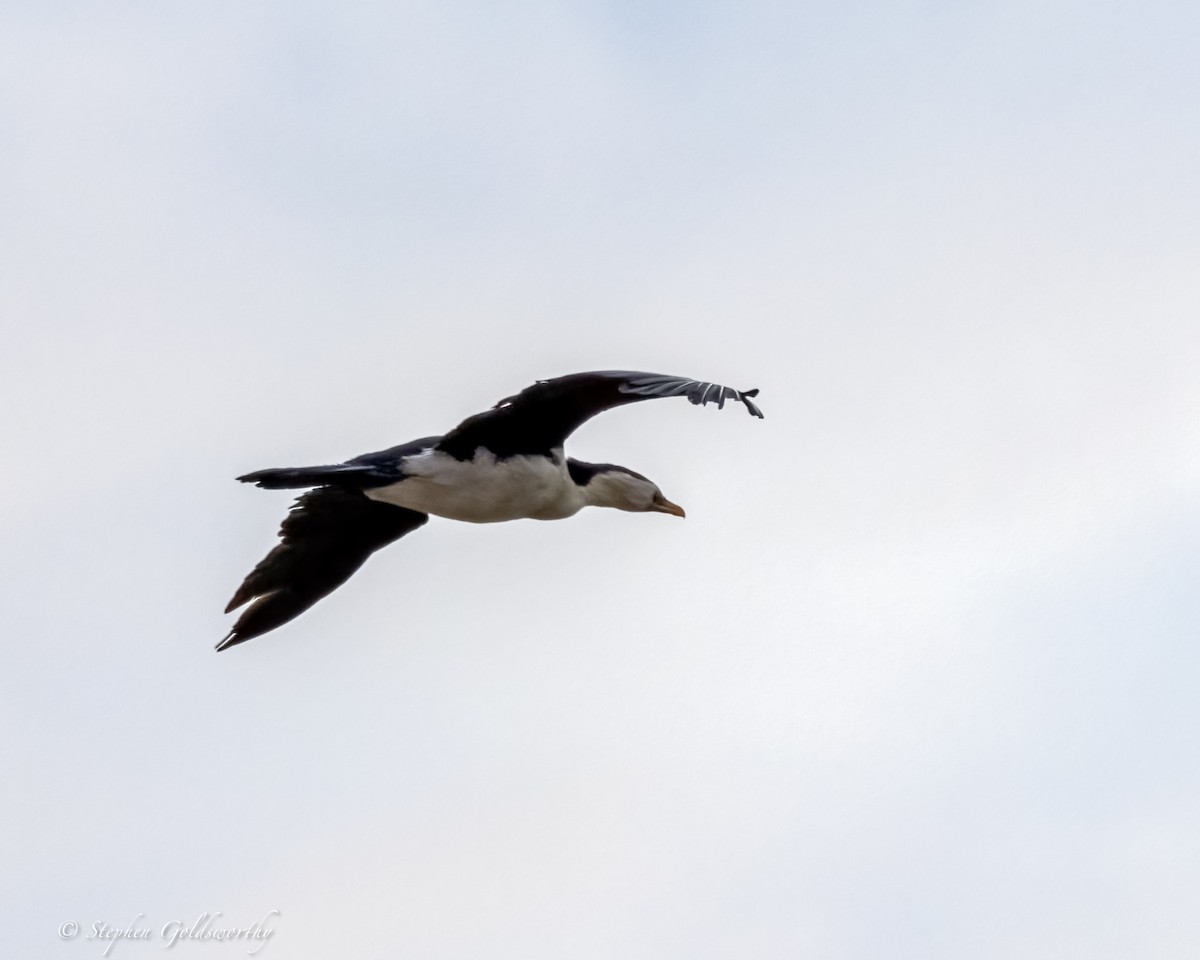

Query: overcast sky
[3,1,1199,958]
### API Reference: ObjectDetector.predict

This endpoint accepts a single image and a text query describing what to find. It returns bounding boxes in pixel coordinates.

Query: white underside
[364,448,586,523]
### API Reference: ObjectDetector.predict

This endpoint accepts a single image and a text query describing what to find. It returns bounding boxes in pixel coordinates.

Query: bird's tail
[236,464,386,489]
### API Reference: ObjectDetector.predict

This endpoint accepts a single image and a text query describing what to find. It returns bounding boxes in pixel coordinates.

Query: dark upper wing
[435,370,763,460]
[219,487,428,650]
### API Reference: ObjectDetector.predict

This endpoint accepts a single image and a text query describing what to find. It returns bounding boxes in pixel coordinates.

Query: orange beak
[652,495,686,518]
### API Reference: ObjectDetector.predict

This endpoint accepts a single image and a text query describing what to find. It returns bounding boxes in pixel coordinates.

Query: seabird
[221,370,763,650]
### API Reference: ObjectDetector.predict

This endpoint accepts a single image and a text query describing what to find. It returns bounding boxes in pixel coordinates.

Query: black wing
[220,487,428,650]
[435,370,763,460]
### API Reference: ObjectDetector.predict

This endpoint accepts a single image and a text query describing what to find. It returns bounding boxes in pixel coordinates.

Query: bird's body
[364,446,583,522]
[222,370,762,651]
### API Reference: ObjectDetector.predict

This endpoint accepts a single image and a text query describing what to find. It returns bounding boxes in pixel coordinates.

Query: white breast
[364,448,585,523]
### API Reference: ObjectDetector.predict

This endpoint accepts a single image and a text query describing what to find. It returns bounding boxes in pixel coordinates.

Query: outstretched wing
[220,487,428,650]
[436,370,763,460]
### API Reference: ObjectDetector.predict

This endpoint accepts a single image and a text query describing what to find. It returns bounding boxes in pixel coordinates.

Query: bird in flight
[221,370,763,650]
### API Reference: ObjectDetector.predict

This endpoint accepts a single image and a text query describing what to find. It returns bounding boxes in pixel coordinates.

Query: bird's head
[571,461,686,518]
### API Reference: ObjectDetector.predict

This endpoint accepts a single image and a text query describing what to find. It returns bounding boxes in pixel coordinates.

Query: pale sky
[3,2,1199,958]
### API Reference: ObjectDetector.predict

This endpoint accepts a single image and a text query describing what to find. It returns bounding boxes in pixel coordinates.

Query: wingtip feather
[225,579,259,613]
[738,387,764,418]
[215,630,242,652]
